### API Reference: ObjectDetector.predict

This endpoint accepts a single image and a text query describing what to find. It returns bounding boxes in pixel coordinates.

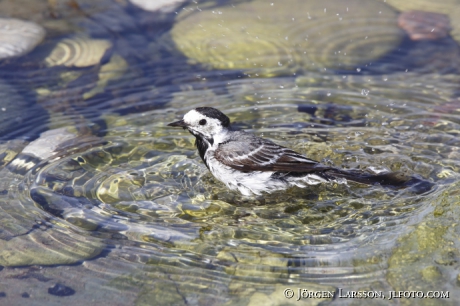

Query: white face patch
[183,109,226,142]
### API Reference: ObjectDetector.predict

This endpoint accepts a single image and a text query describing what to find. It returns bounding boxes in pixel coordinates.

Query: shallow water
[0,0,459,305]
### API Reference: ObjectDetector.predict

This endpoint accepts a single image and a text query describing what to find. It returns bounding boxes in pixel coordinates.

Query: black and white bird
[168,107,429,196]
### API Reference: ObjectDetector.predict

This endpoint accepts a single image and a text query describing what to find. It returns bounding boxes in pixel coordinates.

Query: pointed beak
[167,119,188,128]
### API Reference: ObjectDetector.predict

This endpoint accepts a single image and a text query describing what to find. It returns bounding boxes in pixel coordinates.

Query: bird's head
[168,107,230,145]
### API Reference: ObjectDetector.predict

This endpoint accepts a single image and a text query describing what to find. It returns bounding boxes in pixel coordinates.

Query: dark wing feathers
[214,135,325,173]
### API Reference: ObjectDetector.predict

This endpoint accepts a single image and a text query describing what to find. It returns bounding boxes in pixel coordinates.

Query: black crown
[195,107,230,127]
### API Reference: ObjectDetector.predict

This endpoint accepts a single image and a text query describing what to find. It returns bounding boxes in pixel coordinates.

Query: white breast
[204,149,287,196]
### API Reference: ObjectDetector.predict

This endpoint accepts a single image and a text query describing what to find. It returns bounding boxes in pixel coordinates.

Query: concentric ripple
[170,0,404,73]
[45,36,113,68]
[0,0,460,303]
[0,75,451,290]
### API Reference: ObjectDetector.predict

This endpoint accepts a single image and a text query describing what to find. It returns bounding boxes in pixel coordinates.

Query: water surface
[0,0,459,305]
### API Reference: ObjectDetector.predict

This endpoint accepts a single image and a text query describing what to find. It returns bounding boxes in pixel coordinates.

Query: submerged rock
[0,18,45,60]
[398,10,452,41]
[48,283,76,297]
[129,0,187,12]
[0,0,138,38]
[170,0,404,73]
[0,230,103,266]
[385,0,460,44]
[45,36,113,68]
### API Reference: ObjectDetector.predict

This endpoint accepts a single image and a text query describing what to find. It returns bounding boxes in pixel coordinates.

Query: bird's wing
[214,135,326,173]
[213,133,433,192]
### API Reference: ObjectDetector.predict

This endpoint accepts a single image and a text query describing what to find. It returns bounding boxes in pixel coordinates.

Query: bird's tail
[324,168,434,193]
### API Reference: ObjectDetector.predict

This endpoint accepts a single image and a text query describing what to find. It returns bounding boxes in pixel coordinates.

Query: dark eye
[199,119,207,125]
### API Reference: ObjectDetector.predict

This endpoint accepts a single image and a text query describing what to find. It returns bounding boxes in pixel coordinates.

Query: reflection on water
[0,0,459,304]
